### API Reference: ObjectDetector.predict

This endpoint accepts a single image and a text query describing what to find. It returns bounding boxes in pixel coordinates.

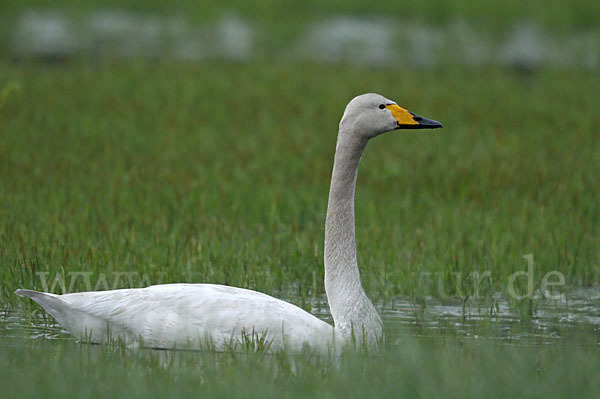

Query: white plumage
[17,93,441,351]
[17,284,333,351]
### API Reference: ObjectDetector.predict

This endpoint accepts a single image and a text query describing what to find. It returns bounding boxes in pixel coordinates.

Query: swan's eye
[378,104,386,109]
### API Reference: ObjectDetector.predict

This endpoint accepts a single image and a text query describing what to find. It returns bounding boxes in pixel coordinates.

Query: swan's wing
[17,284,333,350]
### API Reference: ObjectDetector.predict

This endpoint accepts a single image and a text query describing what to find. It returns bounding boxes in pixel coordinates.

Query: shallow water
[3,288,599,347]
[309,288,600,345]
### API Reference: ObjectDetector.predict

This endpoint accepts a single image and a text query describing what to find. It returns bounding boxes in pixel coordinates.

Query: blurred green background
[1,0,599,67]
[1,1,599,398]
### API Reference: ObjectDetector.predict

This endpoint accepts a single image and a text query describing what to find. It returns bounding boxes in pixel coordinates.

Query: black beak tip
[418,117,443,129]
[407,112,443,129]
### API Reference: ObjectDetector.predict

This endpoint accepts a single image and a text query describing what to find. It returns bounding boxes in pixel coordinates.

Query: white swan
[17,93,441,352]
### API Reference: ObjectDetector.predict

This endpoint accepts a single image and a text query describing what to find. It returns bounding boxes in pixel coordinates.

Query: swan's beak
[386,104,443,130]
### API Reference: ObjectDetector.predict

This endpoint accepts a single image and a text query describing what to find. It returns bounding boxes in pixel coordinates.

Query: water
[381,294,600,345]
[305,289,600,346]
[2,309,70,342]
[4,288,599,347]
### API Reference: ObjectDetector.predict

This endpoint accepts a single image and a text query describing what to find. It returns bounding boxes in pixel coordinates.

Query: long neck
[324,130,382,339]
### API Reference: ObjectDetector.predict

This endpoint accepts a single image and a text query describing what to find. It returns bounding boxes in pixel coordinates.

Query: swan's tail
[15,289,67,321]
[16,289,125,344]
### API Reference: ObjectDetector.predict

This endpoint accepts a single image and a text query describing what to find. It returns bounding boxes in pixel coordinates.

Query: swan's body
[17,93,441,351]
[17,284,333,351]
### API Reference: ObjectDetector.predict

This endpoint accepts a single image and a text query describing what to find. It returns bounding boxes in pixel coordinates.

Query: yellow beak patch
[385,104,418,126]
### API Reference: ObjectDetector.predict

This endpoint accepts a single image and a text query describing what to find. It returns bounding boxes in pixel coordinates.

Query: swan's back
[17,284,333,351]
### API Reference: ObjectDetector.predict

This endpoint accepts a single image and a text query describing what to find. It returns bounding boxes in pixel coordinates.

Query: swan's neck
[324,131,382,341]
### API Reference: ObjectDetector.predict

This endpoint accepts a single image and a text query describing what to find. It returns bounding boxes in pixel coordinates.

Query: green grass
[2,332,599,399]
[1,62,598,303]
[1,59,599,397]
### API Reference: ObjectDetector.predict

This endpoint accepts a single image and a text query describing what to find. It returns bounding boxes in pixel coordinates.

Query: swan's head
[340,93,442,139]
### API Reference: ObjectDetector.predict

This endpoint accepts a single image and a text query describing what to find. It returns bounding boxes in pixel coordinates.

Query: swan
[16,93,441,352]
